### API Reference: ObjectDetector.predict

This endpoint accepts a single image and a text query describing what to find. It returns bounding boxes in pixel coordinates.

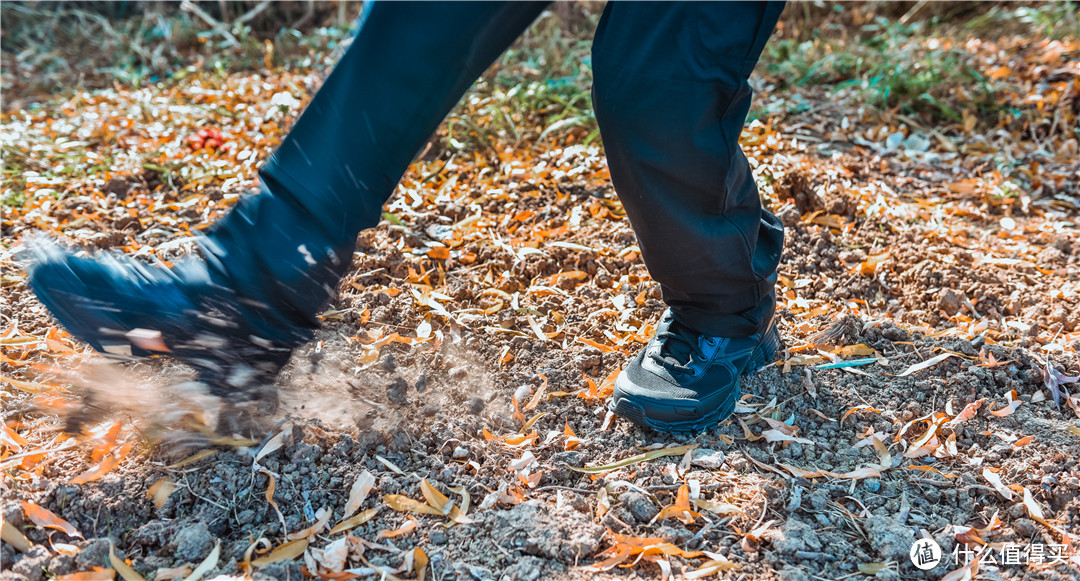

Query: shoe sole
[609,323,782,434]
[31,267,285,405]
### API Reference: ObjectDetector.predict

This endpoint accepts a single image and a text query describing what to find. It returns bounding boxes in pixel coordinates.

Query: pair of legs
[29,1,785,433]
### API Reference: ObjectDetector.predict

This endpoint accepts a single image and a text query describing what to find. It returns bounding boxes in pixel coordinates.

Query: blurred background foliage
[2,1,1077,149]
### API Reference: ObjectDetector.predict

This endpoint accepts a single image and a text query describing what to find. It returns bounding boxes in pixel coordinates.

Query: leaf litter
[2,3,1080,580]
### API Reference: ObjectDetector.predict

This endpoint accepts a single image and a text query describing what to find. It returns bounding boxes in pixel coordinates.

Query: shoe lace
[651,319,706,375]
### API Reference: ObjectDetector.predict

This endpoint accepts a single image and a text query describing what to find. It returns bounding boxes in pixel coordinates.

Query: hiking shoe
[25,238,308,404]
[610,309,781,433]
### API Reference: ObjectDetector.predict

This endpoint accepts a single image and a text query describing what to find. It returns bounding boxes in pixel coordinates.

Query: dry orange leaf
[377,517,417,538]
[384,494,443,516]
[0,374,52,394]
[523,374,549,412]
[859,251,890,276]
[420,479,450,513]
[1012,435,1034,447]
[413,547,429,581]
[576,338,618,353]
[840,405,881,426]
[57,568,116,580]
[908,465,958,478]
[1,424,28,453]
[426,247,449,260]
[88,422,123,463]
[653,484,699,525]
[947,398,986,426]
[147,478,176,509]
[72,441,133,484]
[583,530,702,573]
[22,501,82,538]
[511,393,526,426]
[989,391,1021,417]
[563,422,581,451]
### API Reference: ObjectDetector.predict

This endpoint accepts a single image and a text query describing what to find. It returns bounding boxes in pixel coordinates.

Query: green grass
[440,6,601,156]
[759,2,1078,129]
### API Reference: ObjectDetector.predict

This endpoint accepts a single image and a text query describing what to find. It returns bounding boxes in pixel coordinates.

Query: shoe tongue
[658,319,698,367]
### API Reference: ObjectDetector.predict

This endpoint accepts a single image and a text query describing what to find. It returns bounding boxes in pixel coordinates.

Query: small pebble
[386,377,409,405]
[452,446,469,459]
[862,478,882,493]
[415,374,427,393]
[382,353,397,372]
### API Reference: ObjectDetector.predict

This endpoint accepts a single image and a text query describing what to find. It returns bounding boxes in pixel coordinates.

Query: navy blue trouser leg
[204,2,549,335]
[593,1,786,337]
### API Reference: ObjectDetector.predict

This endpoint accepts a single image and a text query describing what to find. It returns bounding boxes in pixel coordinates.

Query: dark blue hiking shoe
[610,309,781,433]
[24,184,358,411]
[25,237,307,405]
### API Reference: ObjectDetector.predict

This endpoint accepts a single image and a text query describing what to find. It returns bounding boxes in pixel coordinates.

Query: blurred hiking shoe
[610,309,781,433]
[24,185,355,411]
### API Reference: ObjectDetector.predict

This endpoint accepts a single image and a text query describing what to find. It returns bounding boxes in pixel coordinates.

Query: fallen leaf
[420,479,450,513]
[254,424,291,466]
[182,540,219,581]
[57,569,117,581]
[1,520,31,551]
[165,449,217,470]
[413,548,429,581]
[563,422,582,451]
[582,530,702,572]
[692,499,744,516]
[652,484,699,525]
[946,399,985,426]
[761,429,816,445]
[22,501,81,538]
[1011,435,1033,448]
[155,565,194,580]
[568,444,697,473]
[896,353,954,377]
[989,391,1021,417]
[684,553,739,578]
[341,470,376,520]
[523,374,548,412]
[982,467,1014,500]
[72,441,133,484]
[1020,487,1044,520]
[110,540,146,581]
[286,507,332,540]
[328,509,377,535]
[147,478,176,509]
[251,539,309,567]
[378,517,417,538]
[859,251,890,276]
[840,406,881,426]
[857,563,888,575]
[309,537,348,573]
[384,494,443,516]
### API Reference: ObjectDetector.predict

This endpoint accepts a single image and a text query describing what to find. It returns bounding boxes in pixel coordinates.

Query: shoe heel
[746,325,782,375]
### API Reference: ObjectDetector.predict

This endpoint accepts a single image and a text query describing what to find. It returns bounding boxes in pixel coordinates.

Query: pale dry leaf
[982,468,1014,500]
[181,540,219,581]
[342,470,376,519]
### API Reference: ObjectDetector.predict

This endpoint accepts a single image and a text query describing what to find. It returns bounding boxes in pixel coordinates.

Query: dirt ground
[3,5,1080,581]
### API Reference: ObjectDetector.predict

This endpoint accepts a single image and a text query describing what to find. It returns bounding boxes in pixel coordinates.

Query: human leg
[27,1,549,401]
[592,1,786,432]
